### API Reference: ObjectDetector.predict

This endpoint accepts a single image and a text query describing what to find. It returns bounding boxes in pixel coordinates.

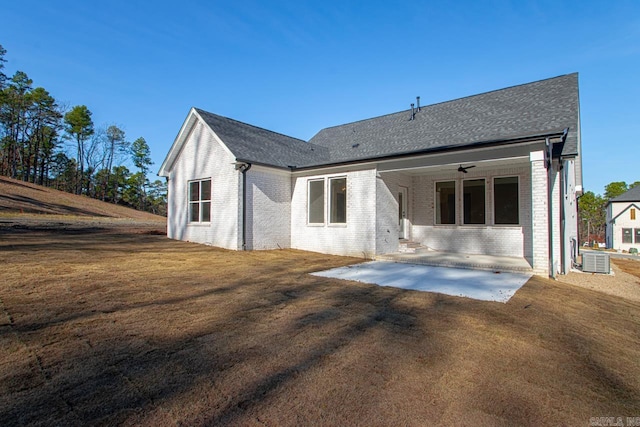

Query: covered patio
[375,146,541,273]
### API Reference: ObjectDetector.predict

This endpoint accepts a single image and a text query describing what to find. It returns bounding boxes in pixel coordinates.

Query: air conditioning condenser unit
[582,252,610,274]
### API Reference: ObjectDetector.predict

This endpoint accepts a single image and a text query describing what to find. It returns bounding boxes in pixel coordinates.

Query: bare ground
[557,258,640,303]
[1,219,639,426]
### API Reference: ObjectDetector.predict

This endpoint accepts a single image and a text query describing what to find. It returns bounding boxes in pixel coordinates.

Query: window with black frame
[494,177,519,225]
[435,181,456,225]
[463,179,485,225]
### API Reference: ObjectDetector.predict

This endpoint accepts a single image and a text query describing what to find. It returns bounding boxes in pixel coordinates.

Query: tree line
[0,44,166,215]
[579,181,640,244]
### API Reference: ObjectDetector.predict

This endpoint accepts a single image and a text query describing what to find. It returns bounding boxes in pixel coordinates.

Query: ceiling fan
[457,164,476,173]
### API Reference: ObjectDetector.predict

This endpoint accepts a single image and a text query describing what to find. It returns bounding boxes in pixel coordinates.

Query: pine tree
[64,105,94,194]
[131,137,153,210]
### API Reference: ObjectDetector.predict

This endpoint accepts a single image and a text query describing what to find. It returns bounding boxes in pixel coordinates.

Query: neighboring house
[606,186,640,251]
[159,74,582,277]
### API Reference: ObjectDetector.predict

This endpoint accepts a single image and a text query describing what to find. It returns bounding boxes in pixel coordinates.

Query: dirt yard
[1,219,640,426]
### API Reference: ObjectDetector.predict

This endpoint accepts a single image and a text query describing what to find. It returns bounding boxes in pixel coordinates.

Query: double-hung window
[622,228,632,244]
[189,179,211,223]
[494,177,519,225]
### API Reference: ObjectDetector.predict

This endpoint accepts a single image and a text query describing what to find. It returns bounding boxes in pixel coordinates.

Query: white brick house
[159,74,582,277]
[606,186,640,252]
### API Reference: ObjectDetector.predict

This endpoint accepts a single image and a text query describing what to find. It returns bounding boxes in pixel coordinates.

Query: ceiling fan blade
[457,164,475,173]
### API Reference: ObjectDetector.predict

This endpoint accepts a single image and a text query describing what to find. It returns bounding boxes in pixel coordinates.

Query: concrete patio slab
[376,250,533,274]
[312,261,533,303]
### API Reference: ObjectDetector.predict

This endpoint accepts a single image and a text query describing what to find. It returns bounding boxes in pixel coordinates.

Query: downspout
[556,129,570,275]
[559,159,566,274]
[545,137,556,279]
[238,163,252,250]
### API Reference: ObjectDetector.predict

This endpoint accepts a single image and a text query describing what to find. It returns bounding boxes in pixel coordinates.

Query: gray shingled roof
[195,108,328,169]
[307,73,579,167]
[196,73,579,169]
[609,185,640,203]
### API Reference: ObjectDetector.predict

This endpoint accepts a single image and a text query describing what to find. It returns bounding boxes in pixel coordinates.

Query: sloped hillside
[0,176,163,220]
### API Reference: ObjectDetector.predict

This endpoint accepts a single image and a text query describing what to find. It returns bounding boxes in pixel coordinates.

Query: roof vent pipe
[410,103,415,120]
[417,96,421,111]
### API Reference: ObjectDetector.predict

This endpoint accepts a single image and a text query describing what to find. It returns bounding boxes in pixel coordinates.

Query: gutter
[290,131,567,172]
[234,131,567,174]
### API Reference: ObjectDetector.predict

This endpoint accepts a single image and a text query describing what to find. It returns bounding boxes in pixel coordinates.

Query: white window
[329,177,347,224]
[435,181,456,225]
[188,179,211,223]
[308,179,325,224]
[494,177,519,225]
[463,179,485,225]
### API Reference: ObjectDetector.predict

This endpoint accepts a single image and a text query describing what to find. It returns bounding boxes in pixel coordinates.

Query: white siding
[166,121,240,250]
[245,166,291,250]
[291,169,377,258]
[608,201,640,251]
[561,159,579,273]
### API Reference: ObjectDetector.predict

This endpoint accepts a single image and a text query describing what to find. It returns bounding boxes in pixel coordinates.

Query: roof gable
[609,202,640,223]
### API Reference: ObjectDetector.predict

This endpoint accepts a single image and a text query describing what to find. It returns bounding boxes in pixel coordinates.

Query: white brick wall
[163,118,562,277]
[291,169,377,258]
[408,165,532,259]
[530,151,549,275]
[167,121,241,250]
[376,172,413,254]
[245,166,291,250]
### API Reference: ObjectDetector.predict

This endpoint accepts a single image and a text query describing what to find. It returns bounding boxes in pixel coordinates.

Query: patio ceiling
[376,140,541,175]
[378,155,531,176]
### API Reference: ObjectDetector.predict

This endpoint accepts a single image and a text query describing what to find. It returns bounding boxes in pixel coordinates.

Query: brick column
[530,151,549,275]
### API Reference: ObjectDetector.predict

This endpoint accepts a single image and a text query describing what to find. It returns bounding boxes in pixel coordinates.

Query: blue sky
[2,0,639,194]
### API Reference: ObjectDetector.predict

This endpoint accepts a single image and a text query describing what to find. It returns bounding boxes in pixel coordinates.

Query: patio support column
[530,151,549,275]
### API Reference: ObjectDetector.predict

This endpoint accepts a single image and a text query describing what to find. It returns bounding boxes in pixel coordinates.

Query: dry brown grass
[0,175,164,220]
[1,220,640,426]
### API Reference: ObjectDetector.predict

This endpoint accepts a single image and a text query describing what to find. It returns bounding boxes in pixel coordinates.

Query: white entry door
[398,187,408,239]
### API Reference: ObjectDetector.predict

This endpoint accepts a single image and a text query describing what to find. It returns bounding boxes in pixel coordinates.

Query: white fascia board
[158,107,199,177]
